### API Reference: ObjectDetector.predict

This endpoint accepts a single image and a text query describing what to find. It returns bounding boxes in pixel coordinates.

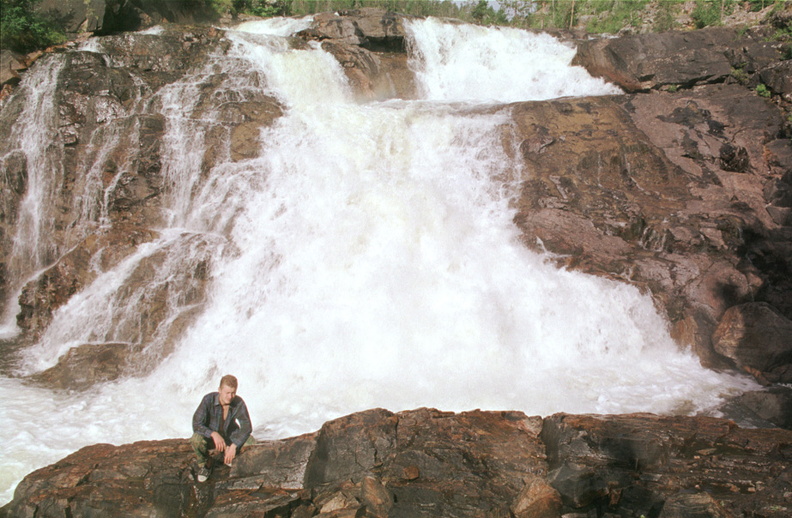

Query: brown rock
[574,27,784,92]
[3,409,792,518]
[509,80,792,367]
[759,60,792,98]
[510,477,563,518]
[713,302,792,382]
[0,50,25,86]
[726,386,792,429]
[29,342,139,390]
[305,8,407,50]
[541,412,792,516]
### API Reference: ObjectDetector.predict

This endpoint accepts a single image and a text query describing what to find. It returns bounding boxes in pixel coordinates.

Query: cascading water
[0,17,755,504]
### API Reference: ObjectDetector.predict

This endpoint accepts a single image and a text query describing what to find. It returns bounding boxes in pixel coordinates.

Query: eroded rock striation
[2,408,791,517]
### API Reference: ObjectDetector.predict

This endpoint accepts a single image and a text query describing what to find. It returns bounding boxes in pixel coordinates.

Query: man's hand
[224,443,237,465]
[211,431,226,452]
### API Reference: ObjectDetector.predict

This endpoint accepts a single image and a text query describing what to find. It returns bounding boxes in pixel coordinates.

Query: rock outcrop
[35,0,218,35]
[2,408,791,517]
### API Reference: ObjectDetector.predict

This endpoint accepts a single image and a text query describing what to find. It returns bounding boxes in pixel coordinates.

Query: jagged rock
[0,50,25,86]
[3,409,792,517]
[1,26,284,367]
[541,413,792,517]
[320,41,416,101]
[35,0,218,35]
[725,386,792,429]
[510,84,792,367]
[760,60,792,99]
[573,26,786,91]
[303,8,408,51]
[29,342,139,389]
[302,9,416,100]
[712,302,792,383]
[15,227,159,336]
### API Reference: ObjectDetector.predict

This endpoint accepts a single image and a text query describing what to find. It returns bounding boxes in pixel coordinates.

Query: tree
[0,0,65,53]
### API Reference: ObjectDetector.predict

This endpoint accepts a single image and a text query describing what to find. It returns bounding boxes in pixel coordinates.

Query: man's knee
[190,433,210,455]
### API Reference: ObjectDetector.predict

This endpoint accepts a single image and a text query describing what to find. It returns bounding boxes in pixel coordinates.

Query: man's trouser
[190,432,256,464]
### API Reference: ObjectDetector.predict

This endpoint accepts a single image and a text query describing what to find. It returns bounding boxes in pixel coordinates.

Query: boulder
[573,26,786,91]
[0,50,25,86]
[713,302,792,382]
[303,8,408,51]
[759,60,792,99]
[29,342,140,389]
[3,409,792,517]
[724,386,792,429]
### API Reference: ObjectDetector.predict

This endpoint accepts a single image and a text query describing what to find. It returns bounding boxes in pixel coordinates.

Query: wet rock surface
[2,408,791,517]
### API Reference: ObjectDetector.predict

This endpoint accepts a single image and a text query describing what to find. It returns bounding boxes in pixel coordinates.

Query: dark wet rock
[541,412,792,517]
[722,385,792,430]
[3,409,792,517]
[713,302,792,383]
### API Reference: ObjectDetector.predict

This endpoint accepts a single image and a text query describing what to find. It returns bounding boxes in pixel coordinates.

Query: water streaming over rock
[0,17,755,503]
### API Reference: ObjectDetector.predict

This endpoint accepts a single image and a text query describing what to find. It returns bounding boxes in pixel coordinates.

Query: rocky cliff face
[2,8,791,389]
[2,8,792,515]
[2,408,791,517]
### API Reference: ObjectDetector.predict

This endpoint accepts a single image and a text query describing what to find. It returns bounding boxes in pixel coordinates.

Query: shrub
[756,83,771,97]
[691,0,722,28]
[0,0,66,53]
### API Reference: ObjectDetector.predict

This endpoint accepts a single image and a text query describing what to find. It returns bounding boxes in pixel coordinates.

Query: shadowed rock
[2,409,791,517]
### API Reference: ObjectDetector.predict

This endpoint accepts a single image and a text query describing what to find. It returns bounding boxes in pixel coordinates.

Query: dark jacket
[192,392,252,448]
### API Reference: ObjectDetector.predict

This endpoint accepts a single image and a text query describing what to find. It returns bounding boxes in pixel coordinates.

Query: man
[191,374,255,482]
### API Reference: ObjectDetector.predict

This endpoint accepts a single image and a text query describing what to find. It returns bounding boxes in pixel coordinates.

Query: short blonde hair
[219,374,238,390]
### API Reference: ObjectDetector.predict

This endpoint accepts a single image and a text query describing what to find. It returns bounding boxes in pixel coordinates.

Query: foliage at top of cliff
[0,0,66,53]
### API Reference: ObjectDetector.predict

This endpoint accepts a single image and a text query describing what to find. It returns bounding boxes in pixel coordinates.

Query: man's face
[218,383,236,406]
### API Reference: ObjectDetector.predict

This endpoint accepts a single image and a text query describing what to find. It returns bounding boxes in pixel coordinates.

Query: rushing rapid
[0,17,754,503]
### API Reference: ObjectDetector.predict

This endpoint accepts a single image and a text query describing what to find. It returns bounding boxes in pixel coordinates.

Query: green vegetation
[756,83,771,97]
[691,0,735,29]
[2,0,784,53]
[0,0,66,53]
[731,65,749,84]
[582,0,651,34]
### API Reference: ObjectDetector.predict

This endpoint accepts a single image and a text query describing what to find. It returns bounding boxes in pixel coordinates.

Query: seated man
[190,374,255,482]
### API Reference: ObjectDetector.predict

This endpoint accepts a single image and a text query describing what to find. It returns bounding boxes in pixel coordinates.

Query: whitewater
[0,17,756,503]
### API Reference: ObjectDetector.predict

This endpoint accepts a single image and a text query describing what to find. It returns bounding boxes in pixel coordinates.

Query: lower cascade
[0,15,759,504]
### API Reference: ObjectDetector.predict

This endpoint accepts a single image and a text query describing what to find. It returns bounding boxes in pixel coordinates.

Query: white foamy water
[0,17,756,504]
[406,17,621,102]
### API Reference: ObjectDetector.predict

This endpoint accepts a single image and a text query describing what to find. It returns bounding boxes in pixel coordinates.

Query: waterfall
[0,17,756,504]
[0,58,66,333]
